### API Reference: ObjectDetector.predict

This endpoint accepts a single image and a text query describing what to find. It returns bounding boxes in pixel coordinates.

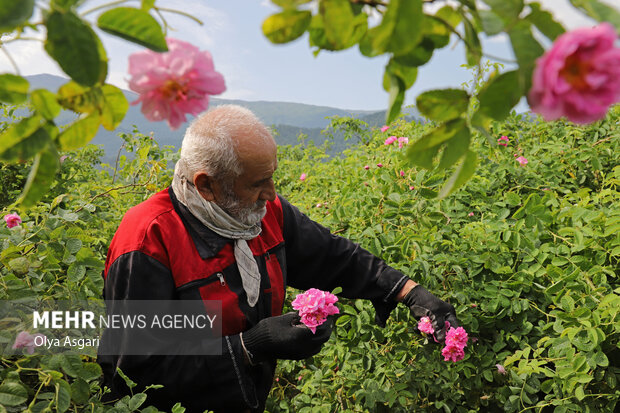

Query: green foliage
[269,110,620,412]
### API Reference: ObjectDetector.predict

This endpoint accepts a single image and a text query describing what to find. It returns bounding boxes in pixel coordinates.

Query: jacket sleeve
[98,251,261,412]
[279,195,409,326]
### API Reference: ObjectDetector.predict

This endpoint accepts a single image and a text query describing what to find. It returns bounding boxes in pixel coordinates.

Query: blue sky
[0,0,598,111]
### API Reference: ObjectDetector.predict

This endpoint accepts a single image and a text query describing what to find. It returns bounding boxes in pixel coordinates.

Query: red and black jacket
[98,187,408,412]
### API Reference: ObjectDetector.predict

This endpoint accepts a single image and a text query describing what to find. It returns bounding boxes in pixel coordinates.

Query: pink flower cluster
[529,23,620,124]
[291,288,339,334]
[497,136,509,146]
[516,156,528,166]
[441,326,468,362]
[4,213,21,228]
[417,316,434,334]
[12,331,44,354]
[128,38,226,130]
[380,125,390,132]
[384,136,409,148]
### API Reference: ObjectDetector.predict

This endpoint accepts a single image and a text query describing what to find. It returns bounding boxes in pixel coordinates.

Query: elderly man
[99,105,457,412]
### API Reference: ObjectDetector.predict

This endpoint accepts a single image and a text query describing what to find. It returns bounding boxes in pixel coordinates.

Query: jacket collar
[167,187,230,259]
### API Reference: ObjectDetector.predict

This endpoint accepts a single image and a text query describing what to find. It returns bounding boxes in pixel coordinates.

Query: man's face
[214,138,278,226]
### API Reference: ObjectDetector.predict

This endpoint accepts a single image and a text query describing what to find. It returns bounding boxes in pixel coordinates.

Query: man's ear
[193,172,216,202]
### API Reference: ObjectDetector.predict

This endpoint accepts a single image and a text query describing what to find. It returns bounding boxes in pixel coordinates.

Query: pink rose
[529,23,620,124]
[468,212,474,217]
[417,316,434,334]
[12,331,44,354]
[497,136,509,146]
[299,173,307,181]
[398,137,409,148]
[4,213,22,228]
[516,156,529,166]
[445,326,468,349]
[364,165,370,170]
[399,170,405,177]
[376,163,383,168]
[496,364,507,375]
[292,289,339,334]
[441,345,465,362]
[128,38,226,130]
[380,125,390,132]
[409,186,415,190]
[384,136,397,145]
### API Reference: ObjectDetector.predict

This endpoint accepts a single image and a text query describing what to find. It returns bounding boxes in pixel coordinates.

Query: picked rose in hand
[291,288,339,333]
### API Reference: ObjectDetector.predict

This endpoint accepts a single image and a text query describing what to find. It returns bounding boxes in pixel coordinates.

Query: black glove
[402,285,458,342]
[241,312,333,363]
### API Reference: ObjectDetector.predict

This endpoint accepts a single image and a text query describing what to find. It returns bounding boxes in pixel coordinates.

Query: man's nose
[260,180,276,202]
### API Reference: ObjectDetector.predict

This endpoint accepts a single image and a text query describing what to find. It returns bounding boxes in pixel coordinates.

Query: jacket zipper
[177,272,225,292]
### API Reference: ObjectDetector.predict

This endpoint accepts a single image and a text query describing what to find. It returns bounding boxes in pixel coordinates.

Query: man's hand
[401,285,458,342]
[241,312,332,364]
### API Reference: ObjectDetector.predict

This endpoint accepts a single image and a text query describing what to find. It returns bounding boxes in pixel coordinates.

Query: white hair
[179,104,272,183]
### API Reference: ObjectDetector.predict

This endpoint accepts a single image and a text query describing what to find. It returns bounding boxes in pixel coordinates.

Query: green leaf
[0,381,28,406]
[0,125,52,162]
[78,363,102,381]
[438,150,477,199]
[388,0,423,56]
[408,144,441,170]
[393,38,435,67]
[100,84,128,130]
[97,7,167,52]
[57,114,100,150]
[141,0,156,11]
[569,0,620,34]
[320,0,355,48]
[462,15,481,66]
[116,368,137,389]
[0,115,44,157]
[383,58,418,91]
[359,0,422,57]
[0,0,34,31]
[526,3,565,41]
[51,0,83,11]
[438,127,470,169]
[171,403,186,413]
[416,89,469,121]
[482,0,523,22]
[31,89,61,120]
[385,73,405,124]
[408,118,467,152]
[18,146,60,207]
[45,11,102,86]
[58,81,100,114]
[70,378,89,405]
[262,10,312,44]
[479,10,505,36]
[54,379,71,413]
[508,21,544,93]
[475,70,522,121]
[8,257,29,275]
[129,393,148,410]
[309,11,367,51]
[0,74,29,104]
[272,0,313,7]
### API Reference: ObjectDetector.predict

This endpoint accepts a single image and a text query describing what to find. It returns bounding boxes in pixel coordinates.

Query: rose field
[1,107,618,412]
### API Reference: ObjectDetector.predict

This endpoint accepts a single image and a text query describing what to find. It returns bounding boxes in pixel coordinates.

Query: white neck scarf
[171,160,262,307]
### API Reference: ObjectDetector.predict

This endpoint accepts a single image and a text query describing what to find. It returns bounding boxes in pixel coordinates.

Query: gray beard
[216,190,267,226]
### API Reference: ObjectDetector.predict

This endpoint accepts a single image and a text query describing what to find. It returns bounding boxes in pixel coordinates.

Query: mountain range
[22,74,421,163]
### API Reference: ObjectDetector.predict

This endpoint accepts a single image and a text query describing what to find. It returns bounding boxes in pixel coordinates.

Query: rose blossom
[292,289,339,333]
[441,344,465,362]
[376,163,383,168]
[399,170,405,177]
[398,137,409,148]
[380,125,390,132]
[529,23,620,124]
[496,364,507,375]
[384,136,397,145]
[516,156,529,166]
[128,38,226,130]
[417,316,434,334]
[445,326,468,349]
[468,212,474,217]
[4,213,21,228]
[299,173,307,181]
[12,331,44,354]
[497,136,509,146]
[364,165,370,170]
